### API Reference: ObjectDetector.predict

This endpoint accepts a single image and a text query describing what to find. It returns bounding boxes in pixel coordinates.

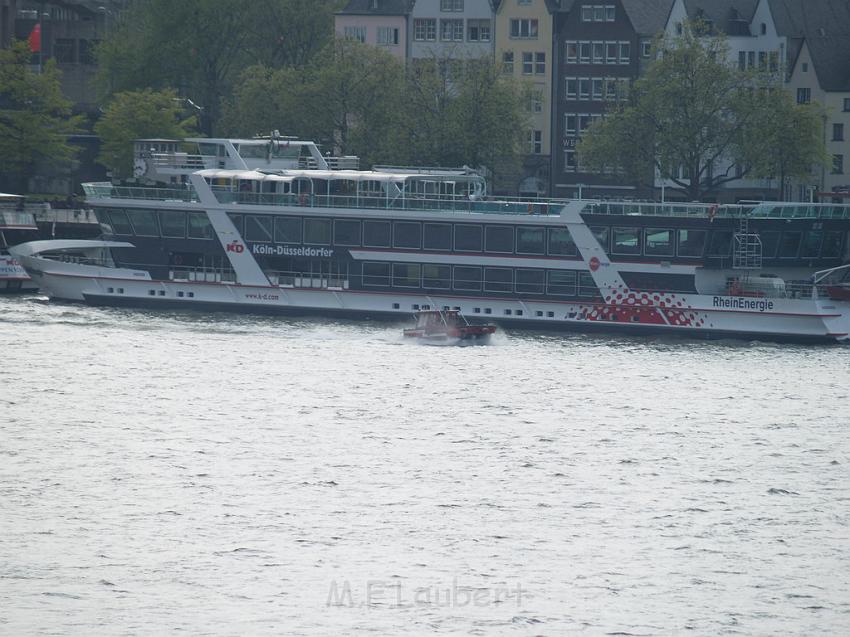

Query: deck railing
[81,181,850,220]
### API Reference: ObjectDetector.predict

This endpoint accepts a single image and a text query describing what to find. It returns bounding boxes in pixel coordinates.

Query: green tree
[578,25,818,201]
[0,42,83,192]
[741,89,826,200]
[246,0,343,69]
[95,0,254,135]
[94,88,197,179]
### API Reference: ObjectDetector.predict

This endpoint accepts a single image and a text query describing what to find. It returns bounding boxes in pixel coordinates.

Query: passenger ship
[10,135,850,342]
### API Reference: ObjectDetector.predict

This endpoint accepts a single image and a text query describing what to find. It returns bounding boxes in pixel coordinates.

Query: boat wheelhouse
[0,193,39,293]
[10,135,850,343]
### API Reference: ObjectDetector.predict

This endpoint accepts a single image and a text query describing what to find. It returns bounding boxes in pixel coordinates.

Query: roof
[768,0,850,91]
[336,0,413,15]
[621,0,676,36]
[681,0,758,35]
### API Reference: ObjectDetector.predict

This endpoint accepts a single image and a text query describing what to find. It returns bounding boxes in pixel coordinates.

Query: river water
[1,294,848,636]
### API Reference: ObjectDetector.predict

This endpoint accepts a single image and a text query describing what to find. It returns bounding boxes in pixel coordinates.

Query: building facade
[551,0,672,199]
[334,0,412,61]
[410,0,494,62]
[493,0,557,198]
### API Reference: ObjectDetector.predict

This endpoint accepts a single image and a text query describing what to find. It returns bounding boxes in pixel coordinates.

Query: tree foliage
[741,89,826,199]
[94,88,197,179]
[0,42,83,191]
[578,24,825,200]
[219,42,529,174]
[95,0,341,135]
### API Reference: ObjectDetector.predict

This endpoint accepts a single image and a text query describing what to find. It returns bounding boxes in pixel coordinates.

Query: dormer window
[760,23,766,35]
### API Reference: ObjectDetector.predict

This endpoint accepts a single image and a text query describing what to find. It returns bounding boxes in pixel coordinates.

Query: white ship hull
[20,252,850,343]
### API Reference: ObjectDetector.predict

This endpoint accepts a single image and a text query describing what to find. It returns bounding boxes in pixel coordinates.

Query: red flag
[28,23,41,53]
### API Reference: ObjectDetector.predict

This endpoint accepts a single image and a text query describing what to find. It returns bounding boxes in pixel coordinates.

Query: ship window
[484,267,513,292]
[516,226,545,254]
[455,225,483,251]
[801,231,822,257]
[504,309,512,315]
[644,228,674,256]
[228,213,243,236]
[548,228,577,256]
[536,310,543,317]
[822,231,843,258]
[423,223,452,250]
[707,231,733,256]
[677,229,705,257]
[578,272,599,297]
[108,210,134,235]
[547,270,576,295]
[485,226,514,253]
[275,217,302,243]
[363,220,391,247]
[590,226,609,252]
[612,227,641,255]
[473,307,481,313]
[422,264,451,289]
[778,231,802,258]
[245,215,273,242]
[148,290,156,296]
[547,311,554,317]
[362,262,390,286]
[515,268,545,293]
[392,263,421,288]
[394,222,421,249]
[758,231,779,258]
[392,303,400,309]
[177,291,184,297]
[304,218,331,245]
[159,211,186,238]
[333,219,361,246]
[484,308,492,314]
[126,209,159,236]
[187,212,213,239]
[453,265,482,290]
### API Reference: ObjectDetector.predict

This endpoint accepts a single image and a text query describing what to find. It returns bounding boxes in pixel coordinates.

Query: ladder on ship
[733,215,762,270]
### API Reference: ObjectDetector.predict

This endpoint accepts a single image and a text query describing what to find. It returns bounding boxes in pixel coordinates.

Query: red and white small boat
[403,309,496,346]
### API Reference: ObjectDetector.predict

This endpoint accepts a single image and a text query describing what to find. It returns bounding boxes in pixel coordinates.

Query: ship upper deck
[81,180,850,221]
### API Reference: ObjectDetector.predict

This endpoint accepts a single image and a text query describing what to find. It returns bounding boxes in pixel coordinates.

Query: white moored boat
[10,134,850,343]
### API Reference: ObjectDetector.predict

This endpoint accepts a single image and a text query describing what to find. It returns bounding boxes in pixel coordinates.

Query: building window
[802,62,809,72]
[747,51,755,68]
[833,123,844,141]
[796,88,811,104]
[592,41,604,64]
[343,26,366,43]
[641,40,652,57]
[581,5,615,22]
[579,78,590,100]
[522,52,533,74]
[738,51,746,71]
[565,113,577,135]
[440,19,464,41]
[760,22,767,35]
[564,149,577,172]
[79,39,97,65]
[467,20,490,42]
[376,27,399,45]
[440,0,463,10]
[758,51,767,71]
[592,77,603,100]
[769,51,779,72]
[565,41,577,63]
[414,18,436,41]
[530,91,542,113]
[619,41,630,64]
[606,41,618,64]
[579,41,590,63]
[565,77,577,99]
[833,154,845,174]
[54,38,75,63]
[844,98,850,112]
[535,52,545,74]
[510,18,538,39]
[530,130,543,154]
[502,51,514,74]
